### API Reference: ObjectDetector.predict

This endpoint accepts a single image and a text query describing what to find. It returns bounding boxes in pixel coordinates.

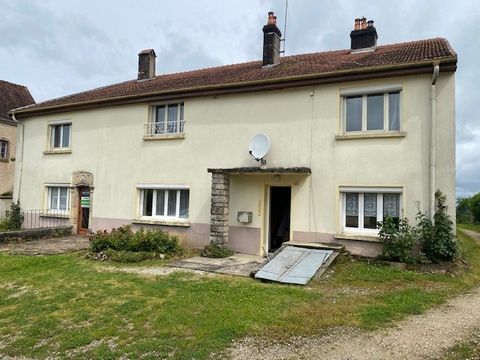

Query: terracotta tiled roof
[14,38,456,115]
[0,81,35,124]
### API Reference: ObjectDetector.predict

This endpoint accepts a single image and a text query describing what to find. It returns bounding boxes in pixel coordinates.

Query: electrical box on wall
[237,211,252,224]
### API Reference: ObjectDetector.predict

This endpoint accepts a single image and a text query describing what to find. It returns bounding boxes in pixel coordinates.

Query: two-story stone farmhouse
[0,80,34,215]
[10,14,457,256]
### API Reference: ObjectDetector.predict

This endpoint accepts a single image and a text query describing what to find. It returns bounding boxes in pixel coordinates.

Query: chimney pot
[367,20,374,27]
[262,11,282,66]
[138,49,156,80]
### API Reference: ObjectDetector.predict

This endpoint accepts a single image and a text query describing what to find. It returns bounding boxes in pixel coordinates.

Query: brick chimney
[350,17,378,50]
[262,12,282,67]
[138,49,156,80]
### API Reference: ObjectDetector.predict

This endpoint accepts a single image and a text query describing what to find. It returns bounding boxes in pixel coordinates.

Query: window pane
[167,105,178,134]
[59,187,68,210]
[155,106,165,134]
[53,125,61,148]
[0,141,7,159]
[179,190,189,218]
[389,92,400,131]
[142,189,153,216]
[179,103,184,132]
[167,190,177,216]
[156,190,165,216]
[62,124,71,148]
[383,194,400,219]
[364,193,377,229]
[346,96,362,132]
[367,94,384,130]
[345,193,359,227]
[50,188,59,210]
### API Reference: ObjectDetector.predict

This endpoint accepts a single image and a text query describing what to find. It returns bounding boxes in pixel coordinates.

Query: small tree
[420,190,457,262]
[5,201,24,231]
[470,193,480,223]
[456,197,473,224]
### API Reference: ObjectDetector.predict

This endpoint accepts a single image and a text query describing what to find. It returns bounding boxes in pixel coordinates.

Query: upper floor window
[139,186,189,220]
[50,123,71,149]
[0,139,8,161]
[342,85,401,134]
[146,103,184,136]
[341,187,402,235]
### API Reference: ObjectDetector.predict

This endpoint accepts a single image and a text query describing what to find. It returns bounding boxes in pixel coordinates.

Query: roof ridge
[0,79,30,89]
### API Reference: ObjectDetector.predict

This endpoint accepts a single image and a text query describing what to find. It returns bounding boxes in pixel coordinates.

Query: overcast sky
[1,0,478,197]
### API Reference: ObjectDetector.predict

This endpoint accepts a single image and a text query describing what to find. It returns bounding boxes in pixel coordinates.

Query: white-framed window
[341,85,401,133]
[0,139,8,161]
[50,123,71,149]
[139,186,189,220]
[47,186,70,212]
[147,103,184,135]
[341,188,402,235]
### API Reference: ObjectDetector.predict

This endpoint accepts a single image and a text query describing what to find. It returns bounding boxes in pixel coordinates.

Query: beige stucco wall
[14,72,456,256]
[0,122,16,195]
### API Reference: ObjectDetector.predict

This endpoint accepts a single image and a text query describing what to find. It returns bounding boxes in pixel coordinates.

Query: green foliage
[470,193,480,223]
[89,225,182,257]
[3,201,24,231]
[420,190,457,263]
[378,216,416,263]
[456,197,474,223]
[201,243,234,258]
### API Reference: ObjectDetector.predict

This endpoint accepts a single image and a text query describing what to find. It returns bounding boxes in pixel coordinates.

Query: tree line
[457,193,480,223]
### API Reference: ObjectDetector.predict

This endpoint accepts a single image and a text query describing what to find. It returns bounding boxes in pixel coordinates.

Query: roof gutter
[11,56,457,119]
[430,62,440,220]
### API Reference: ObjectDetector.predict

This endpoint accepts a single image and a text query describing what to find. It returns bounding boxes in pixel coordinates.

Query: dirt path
[462,229,480,242]
[0,235,89,255]
[227,229,480,360]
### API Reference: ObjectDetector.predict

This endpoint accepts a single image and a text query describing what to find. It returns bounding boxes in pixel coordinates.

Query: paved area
[0,235,89,255]
[169,253,265,277]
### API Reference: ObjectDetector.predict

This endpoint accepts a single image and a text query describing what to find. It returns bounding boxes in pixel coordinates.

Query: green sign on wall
[81,197,90,208]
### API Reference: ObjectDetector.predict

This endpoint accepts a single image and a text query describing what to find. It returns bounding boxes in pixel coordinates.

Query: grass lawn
[0,230,479,359]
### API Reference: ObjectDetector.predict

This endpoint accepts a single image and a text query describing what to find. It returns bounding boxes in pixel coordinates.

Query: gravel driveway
[0,235,89,255]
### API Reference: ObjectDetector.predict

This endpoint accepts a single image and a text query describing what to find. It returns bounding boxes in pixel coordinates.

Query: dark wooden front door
[269,186,291,251]
[77,187,90,235]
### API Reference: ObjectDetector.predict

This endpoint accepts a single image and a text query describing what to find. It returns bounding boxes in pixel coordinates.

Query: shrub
[104,250,160,263]
[89,225,183,258]
[420,190,457,262]
[378,216,416,263]
[4,201,23,231]
[201,244,234,258]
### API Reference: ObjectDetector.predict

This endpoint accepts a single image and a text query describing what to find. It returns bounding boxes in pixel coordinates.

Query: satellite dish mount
[248,133,270,168]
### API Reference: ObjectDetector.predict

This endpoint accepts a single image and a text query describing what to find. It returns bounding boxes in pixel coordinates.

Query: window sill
[40,213,70,219]
[132,219,191,227]
[335,233,381,243]
[43,149,72,155]
[143,133,185,141]
[335,131,406,140]
[0,158,8,163]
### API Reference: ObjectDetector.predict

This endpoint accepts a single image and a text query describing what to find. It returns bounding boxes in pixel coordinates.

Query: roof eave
[11,56,457,119]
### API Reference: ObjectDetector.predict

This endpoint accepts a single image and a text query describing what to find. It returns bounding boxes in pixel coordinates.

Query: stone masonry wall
[209,172,230,245]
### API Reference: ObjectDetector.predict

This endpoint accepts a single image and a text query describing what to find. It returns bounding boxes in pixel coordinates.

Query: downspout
[430,63,440,220]
[12,113,24,203]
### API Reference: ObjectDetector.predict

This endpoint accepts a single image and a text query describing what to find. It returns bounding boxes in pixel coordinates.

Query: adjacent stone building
[0,81,34,215]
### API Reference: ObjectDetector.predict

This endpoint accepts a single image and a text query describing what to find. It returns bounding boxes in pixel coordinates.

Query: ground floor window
[139,187,189,220]
[47,186,70,212]
[342,189,401,234]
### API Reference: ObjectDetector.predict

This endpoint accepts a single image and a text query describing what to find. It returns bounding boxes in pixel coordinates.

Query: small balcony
[144,121,185,140]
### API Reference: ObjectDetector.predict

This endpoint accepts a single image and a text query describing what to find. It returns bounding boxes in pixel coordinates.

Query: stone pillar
[209,172,230,246]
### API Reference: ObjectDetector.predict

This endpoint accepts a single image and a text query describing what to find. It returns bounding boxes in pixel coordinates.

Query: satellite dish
[249,133,270,166]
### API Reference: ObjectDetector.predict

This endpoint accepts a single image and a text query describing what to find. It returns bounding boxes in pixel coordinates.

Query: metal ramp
[254,245,337,285]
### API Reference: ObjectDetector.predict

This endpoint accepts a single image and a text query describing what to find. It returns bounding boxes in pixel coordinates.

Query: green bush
[3,201,23,231]
[201,244,234,258]
[104,250,160,263]
[378,216,416,263]
[420,190,457,262]
[89,225,183,257]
